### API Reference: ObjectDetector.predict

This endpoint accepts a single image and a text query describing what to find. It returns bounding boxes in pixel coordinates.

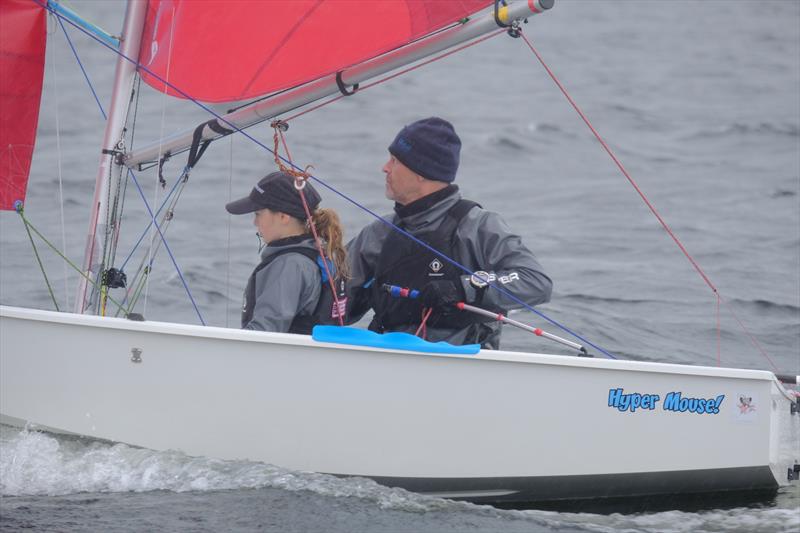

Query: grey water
[1,0,798,531]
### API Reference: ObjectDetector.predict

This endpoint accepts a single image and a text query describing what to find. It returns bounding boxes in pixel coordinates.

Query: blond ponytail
[308,208,349,280]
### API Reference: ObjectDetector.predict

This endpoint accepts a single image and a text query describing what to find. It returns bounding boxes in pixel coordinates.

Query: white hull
[1,305,797,503]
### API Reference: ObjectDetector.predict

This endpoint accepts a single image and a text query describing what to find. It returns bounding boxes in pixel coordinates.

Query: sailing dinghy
[1,0,798,505]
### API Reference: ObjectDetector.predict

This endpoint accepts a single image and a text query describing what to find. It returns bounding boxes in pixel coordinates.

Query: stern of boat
[769,378,800,486]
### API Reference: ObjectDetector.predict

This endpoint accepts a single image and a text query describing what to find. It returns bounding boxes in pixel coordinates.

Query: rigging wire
[145,3,178,318]
[98,156,127,316]
[716,294,721,367]
[110,74,144,264]
[48,13,70,309]
[14,206,128,315]
[56,14,106,120]
[51,7,613,357]
[120,168,191,316]
[119,168,187,271]
[126,167,207,325]
[50,7,205,324]
[225,135,234,328]
[517,31,778,371]
[16,205,60,312]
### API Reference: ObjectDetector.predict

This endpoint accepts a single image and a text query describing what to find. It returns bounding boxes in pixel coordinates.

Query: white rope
[225,135,234,328]
[144,4,176,316]
[49,12,70,310]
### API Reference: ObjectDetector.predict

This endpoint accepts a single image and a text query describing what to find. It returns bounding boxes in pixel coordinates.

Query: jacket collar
[261,234,314,260]
[394,185,459,219]
[267,234,312,248]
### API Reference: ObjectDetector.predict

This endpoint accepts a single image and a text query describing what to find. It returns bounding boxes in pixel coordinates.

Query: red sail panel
[139,0,489,103]
[0,0,46,211]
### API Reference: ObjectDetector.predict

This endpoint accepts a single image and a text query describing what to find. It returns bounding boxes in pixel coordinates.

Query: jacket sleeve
[344,218,391,323]
[455,209,552,311]
[243,254,321,332]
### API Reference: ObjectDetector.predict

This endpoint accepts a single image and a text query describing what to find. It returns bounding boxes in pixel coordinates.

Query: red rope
[521,33,717,294]
[519,32,778,371]
[718,293,779,371]
[415,307,433,339]
[276,128,344,326]
[716,294,721,367]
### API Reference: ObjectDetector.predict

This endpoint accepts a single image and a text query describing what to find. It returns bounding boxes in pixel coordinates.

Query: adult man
[346,117,552,349]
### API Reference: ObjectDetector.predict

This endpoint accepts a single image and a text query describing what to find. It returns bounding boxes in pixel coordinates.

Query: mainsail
[0,0,46,210]
[138,0,490,102]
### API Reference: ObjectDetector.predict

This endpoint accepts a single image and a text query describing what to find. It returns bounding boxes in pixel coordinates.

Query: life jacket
[368,199,492,338]
[242,246,347,334]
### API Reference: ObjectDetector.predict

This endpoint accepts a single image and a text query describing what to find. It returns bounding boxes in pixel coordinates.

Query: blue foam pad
[312,326,480,355]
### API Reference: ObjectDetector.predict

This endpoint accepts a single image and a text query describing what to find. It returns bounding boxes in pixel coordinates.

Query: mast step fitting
[102,268,127,289]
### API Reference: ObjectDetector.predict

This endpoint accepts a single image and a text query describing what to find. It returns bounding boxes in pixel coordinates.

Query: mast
[123,0,553,169]
[76,0,147,313]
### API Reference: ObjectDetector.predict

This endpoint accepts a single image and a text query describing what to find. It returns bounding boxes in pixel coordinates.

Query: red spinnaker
[139,0,489,103]
[0,0,46,211]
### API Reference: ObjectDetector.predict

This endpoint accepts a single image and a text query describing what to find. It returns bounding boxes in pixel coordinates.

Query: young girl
[226,171,348,333]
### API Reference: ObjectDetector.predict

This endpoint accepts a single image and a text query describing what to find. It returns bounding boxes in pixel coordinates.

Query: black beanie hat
[388,117,461,183]
[225,171,321,220]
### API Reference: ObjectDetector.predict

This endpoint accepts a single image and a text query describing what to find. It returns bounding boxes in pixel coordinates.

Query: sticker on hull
[607,388,726,415]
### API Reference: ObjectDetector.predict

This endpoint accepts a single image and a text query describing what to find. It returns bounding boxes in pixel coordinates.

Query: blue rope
[47,0,120,49]
[119,166,188,271]
[125,168,206,325]
[52,4,206,325]
[313,183,617,359]
[49,2,615,357]
[57,15,107,120]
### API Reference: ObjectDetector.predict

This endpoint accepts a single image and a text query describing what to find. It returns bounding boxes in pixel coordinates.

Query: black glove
[420,280,463,309]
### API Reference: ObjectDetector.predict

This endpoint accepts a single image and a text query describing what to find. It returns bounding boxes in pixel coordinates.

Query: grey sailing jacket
[243,238,322,333]
[346,189,552,348]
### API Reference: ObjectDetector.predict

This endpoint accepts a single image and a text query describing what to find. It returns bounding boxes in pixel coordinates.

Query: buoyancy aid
[368,199,489,334]
[242,245,347,334]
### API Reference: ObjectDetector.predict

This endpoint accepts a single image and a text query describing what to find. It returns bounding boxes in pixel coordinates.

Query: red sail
[0,0,46,211]
[139,0,489,103]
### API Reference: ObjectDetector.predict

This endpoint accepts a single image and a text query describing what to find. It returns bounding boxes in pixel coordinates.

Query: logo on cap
[396,136,412,153]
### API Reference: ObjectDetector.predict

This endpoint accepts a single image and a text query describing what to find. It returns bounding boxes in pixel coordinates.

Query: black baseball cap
[225,171,321,220]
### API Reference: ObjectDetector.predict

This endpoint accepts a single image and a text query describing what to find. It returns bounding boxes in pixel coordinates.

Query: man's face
[383,154,420,205]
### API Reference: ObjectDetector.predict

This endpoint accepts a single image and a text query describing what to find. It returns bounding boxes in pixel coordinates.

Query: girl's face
[253,208,283,244]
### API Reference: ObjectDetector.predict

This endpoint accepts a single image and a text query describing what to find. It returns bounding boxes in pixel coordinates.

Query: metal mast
[76,0,147,313]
